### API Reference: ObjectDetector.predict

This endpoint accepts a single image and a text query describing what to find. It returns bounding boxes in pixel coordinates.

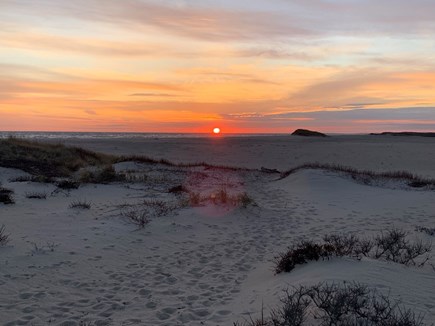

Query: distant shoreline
[370,132,435,137]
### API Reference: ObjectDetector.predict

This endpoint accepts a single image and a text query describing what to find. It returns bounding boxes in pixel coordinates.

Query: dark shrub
[234,282,426,326]
[57,180,80,189]
[276,229,432,274]
[0,187,14,204]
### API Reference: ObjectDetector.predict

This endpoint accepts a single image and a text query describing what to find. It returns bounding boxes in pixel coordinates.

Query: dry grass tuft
[0,225,10,246]
[69,200,91,209]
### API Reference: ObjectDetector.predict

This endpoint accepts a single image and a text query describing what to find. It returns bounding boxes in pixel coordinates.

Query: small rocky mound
[291,129,327,137]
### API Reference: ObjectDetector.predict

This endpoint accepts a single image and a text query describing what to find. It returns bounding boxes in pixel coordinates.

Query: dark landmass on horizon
[291,129,328,137]
[370,132,435,137]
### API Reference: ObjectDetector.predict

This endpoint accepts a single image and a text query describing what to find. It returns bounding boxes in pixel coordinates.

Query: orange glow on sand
[213,127,221,134]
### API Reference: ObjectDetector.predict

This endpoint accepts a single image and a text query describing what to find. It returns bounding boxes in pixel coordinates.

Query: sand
[56,134,435,178]
[0,135,435,325]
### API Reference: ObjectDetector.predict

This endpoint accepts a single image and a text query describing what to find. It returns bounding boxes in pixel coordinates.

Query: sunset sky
[1,0,435,133]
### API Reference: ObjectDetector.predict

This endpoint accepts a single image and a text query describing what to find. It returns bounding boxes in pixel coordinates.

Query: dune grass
[0,137,114,178]
[1,138,435,191]
[115,154,254,172]
[280,163,435,188]
[0,225,10,246]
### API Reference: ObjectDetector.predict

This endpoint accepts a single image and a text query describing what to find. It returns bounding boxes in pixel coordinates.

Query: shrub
[0,187,14,204]
[57,180,80,190]
[25,191,47,199]
[275,240,330,274]
[237,192,254,208]
[121,208,149,228]
[276,230,431,274]
[234,282,426,326]
[168,185,187,193]
[69,200,91,209]
[142,199,175,217]
[374,229,431,266]
[415,226,435,236]
[0,225,10,246]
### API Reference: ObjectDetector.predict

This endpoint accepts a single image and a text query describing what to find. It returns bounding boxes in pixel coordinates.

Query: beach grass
[0,137,114,178]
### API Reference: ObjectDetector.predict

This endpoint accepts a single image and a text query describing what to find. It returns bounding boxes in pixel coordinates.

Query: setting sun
[213,128,221,134]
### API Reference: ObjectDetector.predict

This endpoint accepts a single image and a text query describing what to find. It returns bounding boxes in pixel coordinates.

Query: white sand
[1,135,435,325]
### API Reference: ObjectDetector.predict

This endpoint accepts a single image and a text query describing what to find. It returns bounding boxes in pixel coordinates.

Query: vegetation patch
[69,200,91,209]
[57,180,80,190]
[116,155,253,172]
[0,225,10,246]
[183,189,254,208]
[415,226,435,236]
[275,229,431,274]
[121,208,149,228]
[0,137,114,178]
[0,187,14,204]
[234,282,426,326]
[280,163,435,189]
[79,165,125,184]
[25,191,48,199]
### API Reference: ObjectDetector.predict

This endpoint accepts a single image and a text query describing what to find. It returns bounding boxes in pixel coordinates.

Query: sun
[213,127,221,134]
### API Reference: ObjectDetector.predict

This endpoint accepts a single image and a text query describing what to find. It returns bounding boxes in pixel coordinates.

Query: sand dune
[1,136,435,325]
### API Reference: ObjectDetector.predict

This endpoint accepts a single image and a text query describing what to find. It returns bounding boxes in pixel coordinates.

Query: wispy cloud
[1,0,435,132]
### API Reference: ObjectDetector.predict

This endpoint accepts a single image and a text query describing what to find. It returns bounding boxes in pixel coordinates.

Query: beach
[1,134,435,325]
[30,134,435,178]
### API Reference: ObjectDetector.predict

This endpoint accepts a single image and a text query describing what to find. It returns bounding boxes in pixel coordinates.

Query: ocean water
[0,131,284,140]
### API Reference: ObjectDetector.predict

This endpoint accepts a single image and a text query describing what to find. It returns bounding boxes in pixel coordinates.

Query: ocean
[0,131,284,140]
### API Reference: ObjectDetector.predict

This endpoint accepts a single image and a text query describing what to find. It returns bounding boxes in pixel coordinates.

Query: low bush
[415,226,435,236]
[142,199,175,217]
[0,225,10,246]
[57,180,80,190]
[374,229,431,266]
[234,282,426,326]
[121,208,149,228]
[0,187,14,204]
[168,185,188,193]
[276,229,431,274]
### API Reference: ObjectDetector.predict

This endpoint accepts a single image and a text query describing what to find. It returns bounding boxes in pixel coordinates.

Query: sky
[1,0,435,133]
